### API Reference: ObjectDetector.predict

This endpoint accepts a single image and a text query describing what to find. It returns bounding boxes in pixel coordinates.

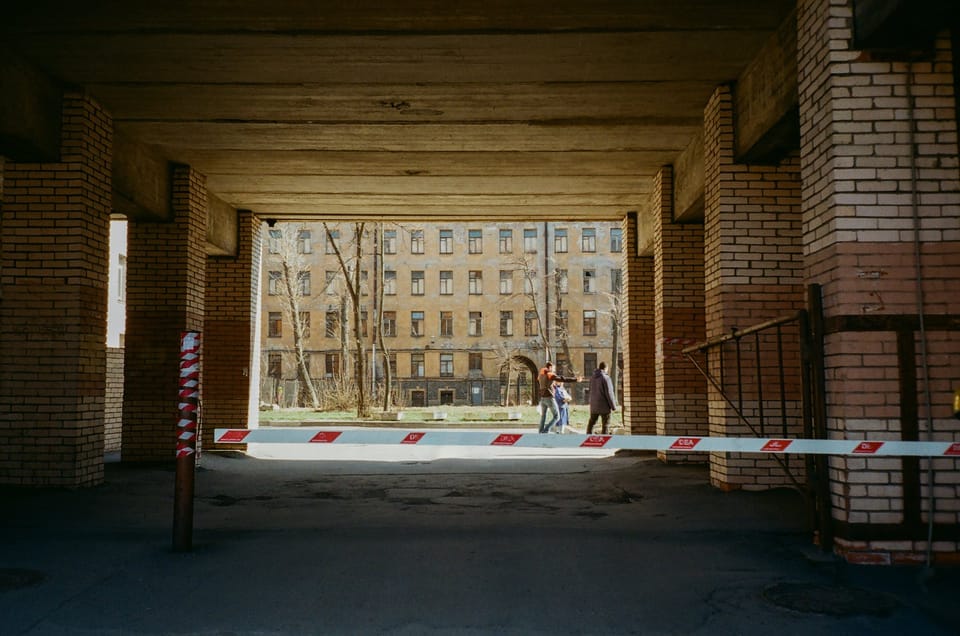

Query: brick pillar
[204,210,262,450]
[0,94,111,486]
[799,0,960,562]
[702,86,805,490]
[123,166,207,462]
[621,213,655,435]
[653,166,708,461]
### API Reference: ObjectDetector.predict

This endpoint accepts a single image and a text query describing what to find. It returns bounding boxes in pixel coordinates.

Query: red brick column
[0,94,111,486]
[204,210,262,450]
[703,86,805,489]
[621,213,655,435]
[123,166,207,462]
[653,166,708,461]
[799,0,960,562]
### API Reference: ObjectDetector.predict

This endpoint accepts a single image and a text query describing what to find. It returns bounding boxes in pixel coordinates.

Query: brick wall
[703,85,806,489]
[104,347,124,453]
[0,93,111,486]
[799,0,960,562]
[123,165,207,462]
[204,210,261,451]
[620,213,655,435]
[653,166,708,461]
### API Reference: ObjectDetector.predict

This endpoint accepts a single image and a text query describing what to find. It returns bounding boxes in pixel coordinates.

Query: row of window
[267,308,603,339]
[268,268,623,297]
[269,227,624,256]
[267,350,605,380]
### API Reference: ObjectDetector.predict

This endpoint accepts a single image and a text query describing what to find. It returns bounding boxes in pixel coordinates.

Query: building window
[266,352,282,378]
[298,312,311,338]
[411,311,424,337]
[268,312,282,338]
[555,352,570,376]
[554,228,568,253]
[268,271,281,295]
[325,229,340,254]
[557,269,568,294]
[439,229,453,254]
[499,270,513,295]
[469,352,483,372]
[325,270,337,294]
[523,270,537,295]
[298,229,312,254]
[410,229,424,254]
[383,229,397,254]
[468,270,482,295]
[410,389,426,406]
[361,270,369,296]
[583,269,596,294]
[411,270,424,295]
[469,311,483,336]
[581,228,596,252]
[610,228,623,252]
[411,353,425,378]
[500,311,513,337]
[523,228,537,253]
[387,353,397,377]
[468,229,483,253]
[383,270,396,295]
[499,229,513,253]
[440,353,454,377]
[325,311,338,337]
[325,353,340,378]
[583,309,597,336]
[440,311,453,337]
[439,389,455,404]
[584,352,598,375]
[268,229,282,254]
[382,311,397,337]
[524,310,539,337]
[556,309,568,334]
[361,309,369,338]
[298,271,311,296]
[439,270,453,295]
[611,268,622,294]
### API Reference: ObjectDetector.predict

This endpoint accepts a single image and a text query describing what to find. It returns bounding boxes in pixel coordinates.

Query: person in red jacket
[537,361,579,434]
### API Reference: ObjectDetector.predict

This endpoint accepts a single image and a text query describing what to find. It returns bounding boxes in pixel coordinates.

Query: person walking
[537,361,578,434]
[553,381,572,434]
[587,361,618,435]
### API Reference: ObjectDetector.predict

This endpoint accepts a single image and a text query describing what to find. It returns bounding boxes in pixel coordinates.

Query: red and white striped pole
[173,331,200,552]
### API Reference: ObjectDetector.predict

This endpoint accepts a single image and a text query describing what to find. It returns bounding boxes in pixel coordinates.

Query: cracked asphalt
[2,449,958,635]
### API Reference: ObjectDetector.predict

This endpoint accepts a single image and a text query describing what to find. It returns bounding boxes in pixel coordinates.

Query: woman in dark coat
[587,361,618,434]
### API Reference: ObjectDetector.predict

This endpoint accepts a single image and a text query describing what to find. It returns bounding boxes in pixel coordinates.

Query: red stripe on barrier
[402,432,425,444]
[581,435,611,448]
[762,439,793,452]
[945,443,960,456]
[310,431,343,443]
[218,430,250,443]
[669,437,701,450]
[491,434,522,446]
[853,441,884,454]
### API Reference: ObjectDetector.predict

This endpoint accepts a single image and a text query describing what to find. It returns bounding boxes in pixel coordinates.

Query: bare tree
[599,288,624,389]
[263,223,321,408]
[323,222,370,418]
[491,342,529,406]
[506,252,552,362]
[374,223,394,411]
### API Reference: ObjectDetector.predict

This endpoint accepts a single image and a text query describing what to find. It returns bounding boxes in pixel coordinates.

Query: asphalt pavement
[2,444,958,635]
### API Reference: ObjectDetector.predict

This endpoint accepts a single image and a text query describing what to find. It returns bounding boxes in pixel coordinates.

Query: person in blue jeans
[537,361,578,434]
[554,381,572,434]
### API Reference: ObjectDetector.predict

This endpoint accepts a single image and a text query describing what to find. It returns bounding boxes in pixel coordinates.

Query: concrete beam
[207,194,238,256]
[0,48,61,162]
[672,131,704,224]
[734,8,799,164]
[112,130,171,222]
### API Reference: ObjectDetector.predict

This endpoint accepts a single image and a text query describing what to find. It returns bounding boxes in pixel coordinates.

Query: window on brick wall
[268,352,282,378]
[469,352,482,372]
[383,229,397,254]
[298,271,311,296]
[439,229,453,254]
[411,311,424,337]
[268,271,281,295]
[325,270,337,294]
[500,311,513,337]
[387,352,397,376]
[410,229,424,254]
[581,228,596,252]
[499,270,513,295]
[468,229,483,253]
[411,352,424,378]
[523,228,537,253]
[324,353,340,378]
[298,230,312,254]
[383,270,396,295]
[439,270,453,295]
[524,270,537,295]
[440,353,454,377]
[469,311,482,336]
[411,270,424,295]
[583,309,597,336]
[468,270,482,295]
[268,312,282,338]
[499,229,513,253]
[325,311,338,337]
[610,228,622,253]
[382,311,396,337]
[440,311,453,337]
[268,229,282,254]
[524,310,538,337]
[611,268,622,294]
[554,228,568,253]
[583,269,596,294]
[583,352,597,375]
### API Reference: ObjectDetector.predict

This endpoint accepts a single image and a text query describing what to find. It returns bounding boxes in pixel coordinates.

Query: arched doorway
[499,356,539,406]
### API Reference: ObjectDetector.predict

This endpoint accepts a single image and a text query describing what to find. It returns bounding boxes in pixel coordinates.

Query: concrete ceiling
[2,0,796,222]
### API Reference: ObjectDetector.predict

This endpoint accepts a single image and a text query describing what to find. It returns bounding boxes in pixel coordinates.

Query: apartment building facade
[261,221,624,408]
